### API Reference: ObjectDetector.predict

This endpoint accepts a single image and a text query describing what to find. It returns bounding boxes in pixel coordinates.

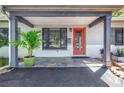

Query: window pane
[0,28,8,40]
[60,28,67,48]
[49,30,60,48]
[115,28,123,45]
[43,28,49,48]
[42,28,67,49]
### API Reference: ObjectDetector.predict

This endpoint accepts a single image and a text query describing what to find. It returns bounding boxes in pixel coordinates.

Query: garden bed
[110,60,124,79]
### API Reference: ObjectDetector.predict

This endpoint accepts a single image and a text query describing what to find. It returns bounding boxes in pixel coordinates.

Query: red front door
[73,28,86,55]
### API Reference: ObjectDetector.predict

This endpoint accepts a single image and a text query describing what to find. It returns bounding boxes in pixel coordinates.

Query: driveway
[0,67,109,87]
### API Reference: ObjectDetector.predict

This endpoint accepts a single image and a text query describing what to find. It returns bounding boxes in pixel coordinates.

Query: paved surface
[19,57,103,67]
[0,67,109,87]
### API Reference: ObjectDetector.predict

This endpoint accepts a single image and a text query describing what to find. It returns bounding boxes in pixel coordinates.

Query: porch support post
[9,14,18,67]
[103,14,112,67]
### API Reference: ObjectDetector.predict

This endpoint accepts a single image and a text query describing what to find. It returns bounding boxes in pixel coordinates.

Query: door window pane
[76,31,82,50]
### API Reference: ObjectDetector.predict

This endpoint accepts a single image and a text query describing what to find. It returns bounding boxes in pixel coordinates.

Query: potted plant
[12,30,41,66]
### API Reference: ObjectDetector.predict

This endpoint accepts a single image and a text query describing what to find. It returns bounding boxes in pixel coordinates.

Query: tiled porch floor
[19,57,104,67]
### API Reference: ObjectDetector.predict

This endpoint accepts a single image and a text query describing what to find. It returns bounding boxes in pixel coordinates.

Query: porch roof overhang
[112,17,124,22]
[1,5,123,28]
[4,5,123,12]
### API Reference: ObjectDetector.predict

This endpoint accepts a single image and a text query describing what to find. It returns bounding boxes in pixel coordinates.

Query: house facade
[0,5,123,67]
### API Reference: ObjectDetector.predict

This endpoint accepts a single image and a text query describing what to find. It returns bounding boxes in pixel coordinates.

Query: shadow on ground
[0,66,109,87]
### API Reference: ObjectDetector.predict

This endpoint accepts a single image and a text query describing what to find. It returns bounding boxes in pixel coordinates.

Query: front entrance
[73,28,86,55]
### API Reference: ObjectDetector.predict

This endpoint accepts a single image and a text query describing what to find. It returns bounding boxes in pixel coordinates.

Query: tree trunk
[28,49,33,57]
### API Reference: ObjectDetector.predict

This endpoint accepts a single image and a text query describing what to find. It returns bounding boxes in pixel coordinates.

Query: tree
[112,6,124,17]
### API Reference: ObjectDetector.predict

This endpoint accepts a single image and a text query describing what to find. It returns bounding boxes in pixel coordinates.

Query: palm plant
[13,30,41,57]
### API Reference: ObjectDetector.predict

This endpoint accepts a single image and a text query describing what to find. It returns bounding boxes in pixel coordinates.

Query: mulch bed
[109,59,124,79]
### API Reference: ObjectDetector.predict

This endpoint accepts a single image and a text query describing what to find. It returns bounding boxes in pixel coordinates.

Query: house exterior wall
[0,20,123,58]
[33,27,73,57]
[22,24,104,58]
[86,22,104,58]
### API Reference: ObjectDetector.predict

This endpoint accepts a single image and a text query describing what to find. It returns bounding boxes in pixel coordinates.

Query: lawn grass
[0,58,8,67]
[0,57,24,68]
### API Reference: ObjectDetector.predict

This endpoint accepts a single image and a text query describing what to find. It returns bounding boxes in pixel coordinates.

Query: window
[114,28,124,45]
[42,28,67,49]
[0,28,8,37]
[0,28,8,46]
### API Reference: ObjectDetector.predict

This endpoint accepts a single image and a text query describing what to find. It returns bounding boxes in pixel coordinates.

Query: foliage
[0,58,8,67]
[0,34,8,48]
[12,30,41,57]
[116,48,124,56]
[112,6,124,17]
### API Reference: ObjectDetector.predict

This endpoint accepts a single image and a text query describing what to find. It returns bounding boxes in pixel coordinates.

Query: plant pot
[24,56,35,67]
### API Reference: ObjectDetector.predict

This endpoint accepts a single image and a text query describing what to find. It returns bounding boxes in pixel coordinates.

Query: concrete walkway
[19,57,103,67]
[0,66,109,87]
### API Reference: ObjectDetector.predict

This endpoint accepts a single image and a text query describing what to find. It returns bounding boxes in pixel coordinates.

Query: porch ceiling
[24,17,98,26]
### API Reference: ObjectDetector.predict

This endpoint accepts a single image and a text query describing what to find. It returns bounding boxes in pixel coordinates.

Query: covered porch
[3,5,122,67]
